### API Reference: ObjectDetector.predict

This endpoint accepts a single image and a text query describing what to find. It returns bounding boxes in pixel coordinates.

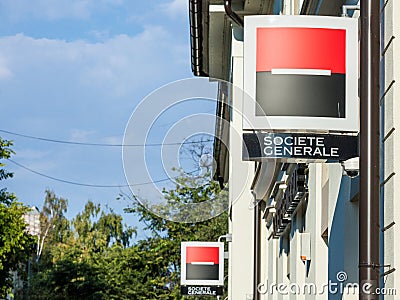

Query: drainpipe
[252,191,261,300]
[251,165,262,300]
[224,0,244,27]
[359,0,381,299]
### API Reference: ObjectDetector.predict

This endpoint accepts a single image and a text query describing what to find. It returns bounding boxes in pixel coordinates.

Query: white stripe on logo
[190,262,215,265]
[271,69,332,76]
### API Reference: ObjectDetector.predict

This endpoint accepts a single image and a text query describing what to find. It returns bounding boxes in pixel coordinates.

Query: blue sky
[0,0,216,237]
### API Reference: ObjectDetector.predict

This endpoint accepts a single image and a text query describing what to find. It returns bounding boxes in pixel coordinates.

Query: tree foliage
[28,197,136,299]
[0,138,35,298]
[23,171,228,299]
[36,190,69,263]
[19,136,228,299]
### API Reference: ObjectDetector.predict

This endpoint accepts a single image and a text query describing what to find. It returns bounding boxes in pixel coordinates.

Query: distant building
[11,206,41,297]
[23,206,41,237]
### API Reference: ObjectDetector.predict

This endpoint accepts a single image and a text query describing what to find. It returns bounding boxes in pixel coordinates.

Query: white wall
[304,164,329,300]
[228,27,256,300]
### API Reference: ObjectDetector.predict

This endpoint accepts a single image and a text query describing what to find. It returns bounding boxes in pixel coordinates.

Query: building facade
[188,0,399,299]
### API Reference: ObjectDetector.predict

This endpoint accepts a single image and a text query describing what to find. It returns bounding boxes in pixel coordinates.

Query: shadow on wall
[328,175,359,300]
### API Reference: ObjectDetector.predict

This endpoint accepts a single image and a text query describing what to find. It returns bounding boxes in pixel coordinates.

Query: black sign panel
[181,286,223,296]
[243,133,358,162]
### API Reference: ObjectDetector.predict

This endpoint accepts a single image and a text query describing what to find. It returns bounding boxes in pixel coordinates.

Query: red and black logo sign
[256,27,346,118]
[185,246,219,281]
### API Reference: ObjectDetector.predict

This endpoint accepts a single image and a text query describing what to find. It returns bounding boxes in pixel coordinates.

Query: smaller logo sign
[181,242,224,290]
[243,133,358,162]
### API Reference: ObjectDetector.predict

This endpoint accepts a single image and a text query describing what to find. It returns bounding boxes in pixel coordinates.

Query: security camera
[341,157,359,178]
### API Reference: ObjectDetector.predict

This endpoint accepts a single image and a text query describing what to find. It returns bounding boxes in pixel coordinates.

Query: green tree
[29,198,136,299]
[0,138,35,298]
[123,172,229,299]
[36,190,69,264]
[27,161,228,299]
[28,174,228,300]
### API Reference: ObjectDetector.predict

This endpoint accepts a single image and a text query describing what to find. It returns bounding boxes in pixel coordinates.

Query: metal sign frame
[243,15,359,132]
[181,241,224,286]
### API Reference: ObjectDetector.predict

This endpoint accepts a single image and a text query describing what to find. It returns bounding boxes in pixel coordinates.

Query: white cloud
[0,0,124,21]
[0,57,12,79]
[15,149,51,161]
[161,0,188,18]
[0,65,12,79]
[0,27,189,98]
[69,129,96,142]
[0,1,191,230]
[78,27,189,96]
[103,135,123,145]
